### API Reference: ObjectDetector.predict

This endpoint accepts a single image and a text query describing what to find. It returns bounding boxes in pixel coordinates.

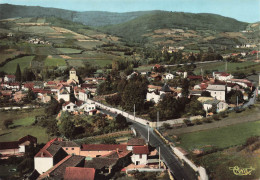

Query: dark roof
[0,141,19,150]
[49,155,85,179]
[47,141,65,156]
[81,144,126,151]
[160,84,172,92]
[18,135,37,144]
[127,138,146,146]
[64,167,95,180]
[133,146,149,155]
[85,157,118,169]
[27,169,40,180]
[70,68,76,71]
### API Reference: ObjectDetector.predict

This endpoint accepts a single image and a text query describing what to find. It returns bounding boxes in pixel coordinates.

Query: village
[0,59,258,179]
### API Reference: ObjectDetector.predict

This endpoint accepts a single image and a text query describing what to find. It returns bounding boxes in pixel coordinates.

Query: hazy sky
[0,0,259,23]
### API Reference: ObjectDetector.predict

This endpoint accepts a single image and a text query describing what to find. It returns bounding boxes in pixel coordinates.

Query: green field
[45,57,66,67]
[0,56,34,73]
[57,48,83,54]
[83,59,113,67]
[194,61,260,75]
[178,121,260,151]
[0,108,49,143]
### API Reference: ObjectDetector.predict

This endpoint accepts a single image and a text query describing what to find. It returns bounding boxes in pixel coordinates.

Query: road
[164,60,221,67]
[99,109,196,180]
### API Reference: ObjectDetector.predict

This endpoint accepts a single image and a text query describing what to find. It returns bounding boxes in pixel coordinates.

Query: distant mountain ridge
[0,4,153,26]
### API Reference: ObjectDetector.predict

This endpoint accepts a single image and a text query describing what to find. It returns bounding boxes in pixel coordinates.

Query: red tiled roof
[35,138,58,157]
[62,101,73,107]
[32,88,51,94]
[133,146,149,155]
[23,82,34,89]
[81,144,126,151]
[6,75,15,78]
[154,64,161,68]
[64,167,95,180]
[9,82,20,86]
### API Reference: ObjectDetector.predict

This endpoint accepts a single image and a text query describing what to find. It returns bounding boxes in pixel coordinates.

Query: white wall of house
[127,146,133,151]
[146,92,160,103]
[19,145,25,153]
[80,103,96,112]
[208,90,225,101]
[58,93,70,102]
[34,157,53,174]
[63,103,77,112]
[203,102,228,112]
[78,91,88,102]
[131,154,148,165]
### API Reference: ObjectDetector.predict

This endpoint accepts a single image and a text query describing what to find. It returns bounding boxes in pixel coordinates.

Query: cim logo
[229,166,255,176]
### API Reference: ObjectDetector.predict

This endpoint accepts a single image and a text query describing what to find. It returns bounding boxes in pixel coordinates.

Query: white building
[146,91,161,103]
[203,99,228,113]
[213,72,233,82]
[163,73,174,80]
[78,89,90,102]
[131,146,149,165]
[62,102,78,112]
[206,84,226,101]
[4,75,15,83]
[79,102,96,113]
[58,86,70,102]
[127,138,146,151]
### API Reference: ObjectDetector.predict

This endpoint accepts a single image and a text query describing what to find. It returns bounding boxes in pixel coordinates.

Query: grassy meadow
[0,108,49,143]
[0,56,34,73]
[178,121,260,151]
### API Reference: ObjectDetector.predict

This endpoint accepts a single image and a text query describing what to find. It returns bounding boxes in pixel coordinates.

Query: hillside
[0,4,152,26]
[100,11,248,41]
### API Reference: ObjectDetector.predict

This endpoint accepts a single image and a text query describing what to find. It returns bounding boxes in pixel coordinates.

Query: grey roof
[204,99,220,105]
[206,84,226,91]
[47,142,63,156]
[85,157,118,169]
[49,155,85,179]
[55,141,80,147]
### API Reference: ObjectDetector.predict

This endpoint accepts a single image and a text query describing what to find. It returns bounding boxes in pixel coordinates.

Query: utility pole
[237,96,238,107]
[157,111,159,129]
[134,104,135,121]
[147,123,150,142]
[159,146,161,169]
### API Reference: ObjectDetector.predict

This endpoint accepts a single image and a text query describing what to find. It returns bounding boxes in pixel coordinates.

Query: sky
[0,0,259,23]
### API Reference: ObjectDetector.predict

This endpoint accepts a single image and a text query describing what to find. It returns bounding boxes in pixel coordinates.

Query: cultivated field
[0,56,34,73]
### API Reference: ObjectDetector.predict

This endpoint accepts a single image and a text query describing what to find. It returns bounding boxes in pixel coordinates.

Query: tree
[59,112,75,139]
[181,78,190,97]
[15,64,22,82]
[115,114,128,130]
[45,98,63,116]
[3,119,13,129]
[227,90,244,104]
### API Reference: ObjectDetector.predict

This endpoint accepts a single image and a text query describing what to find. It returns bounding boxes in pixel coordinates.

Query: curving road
[99,108,196,180]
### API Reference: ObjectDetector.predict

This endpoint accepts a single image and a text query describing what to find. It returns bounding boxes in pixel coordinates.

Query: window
[67,106,70,109]
[66,148,68,150]
[139,154,142,158]
[72,148,74,150]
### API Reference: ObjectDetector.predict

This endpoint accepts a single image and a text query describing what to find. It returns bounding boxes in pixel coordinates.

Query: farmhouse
[206,84,226,101]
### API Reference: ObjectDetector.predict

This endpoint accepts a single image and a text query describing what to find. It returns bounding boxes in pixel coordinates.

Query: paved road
[99,109,196,180]
[164,60,221,67]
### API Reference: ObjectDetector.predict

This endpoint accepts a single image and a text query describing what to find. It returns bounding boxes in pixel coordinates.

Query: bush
[3,119,13,129]
[163,123,171,130]
[219,112,228,118]
[202,117,213,123]
[212,114,220,121]
[194,119,203,125]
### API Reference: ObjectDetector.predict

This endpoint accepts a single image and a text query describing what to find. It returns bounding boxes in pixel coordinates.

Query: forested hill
[100,11,249,40]
[0,4,152,26]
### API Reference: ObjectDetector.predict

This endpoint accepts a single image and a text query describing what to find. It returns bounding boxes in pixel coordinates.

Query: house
[34,138,68,174]
[176,71,187,78]
[64,167,96,180]
[84,149,131,178]
[67,68,79,84]
[206,84,226,101]
[203,99,228,113]
[58,85,71,102]
[131,145,149,165]
[163,73,174,80]
[0,135,37,156]
[78,89,90,102]
[127,138,146,151]
[37,93,51,103]
[62,102,78,112]
[79,102,96,113]
[213,72,233,81]
[4,75,15,83]
[127,72,139,80]
[227,79,253,89]
[80,144,127,158]
[13,91,26,102]
[37,155,85,180]
[146,90,161,104]
[52,141,81,156]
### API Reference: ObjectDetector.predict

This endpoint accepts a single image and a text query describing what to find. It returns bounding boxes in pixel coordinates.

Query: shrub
[194,119,203,125]
[203,117,213,123]
[163,123,171,130]
[212,114,220,121]
[3,119,13,129]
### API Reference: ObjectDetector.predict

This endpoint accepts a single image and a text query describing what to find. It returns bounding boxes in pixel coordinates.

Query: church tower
[67,67,79,84]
